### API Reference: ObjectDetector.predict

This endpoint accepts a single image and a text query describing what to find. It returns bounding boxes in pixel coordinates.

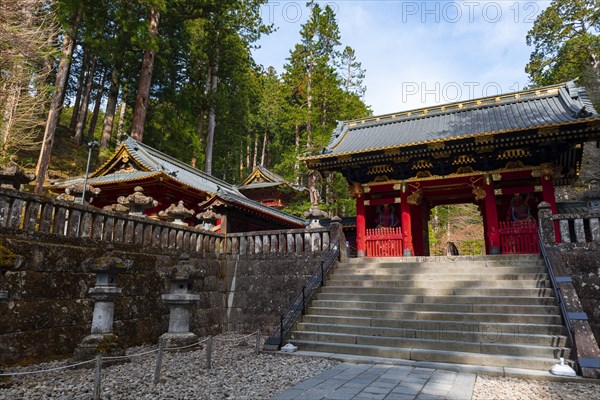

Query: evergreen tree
[526,0,600,104]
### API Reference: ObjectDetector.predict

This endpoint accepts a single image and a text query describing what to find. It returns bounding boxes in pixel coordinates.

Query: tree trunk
[294,123,300,181]
[204,61,218,175]
[73,56,97,145]
[130,6,160,142]
[1,82,21,155]
[87,68,108,141]
[239,144,244,179]
[100,64,121,148]
[260,127,267,166]
[70,50,87,132]
[35,11,80,193]
[243,137,249,168]
[116,88,127,144]
[306,46,313,149]
[252,131,258,167]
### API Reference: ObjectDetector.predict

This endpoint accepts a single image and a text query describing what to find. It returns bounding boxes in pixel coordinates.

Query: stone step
[319,286,555,297]
[291,331,571,359]
[329,273,548,283]
[325,279,550,289]
[289,340,566,370]
[333,268,548,277]
[294,322,570,347]
[310,300,560,315]
[344,255,543,264]
[300,315,568,336]
[307,307,563,324]
[316,293,557,306]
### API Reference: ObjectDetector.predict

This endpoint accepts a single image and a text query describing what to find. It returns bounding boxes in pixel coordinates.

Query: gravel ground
[4,338,600,400]
[472,375,600,400]
[0,333,338,400]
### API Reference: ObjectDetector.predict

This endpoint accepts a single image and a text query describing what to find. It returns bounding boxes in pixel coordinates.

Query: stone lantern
[304,205,328,228]
[75,248,132,359]
[581,180,600,212]
[159,201,194,225]
[57,182,101,204]
[0,156,35,190]
[160,253,200,348]
[116,186,158,216]
[196,207,221,231]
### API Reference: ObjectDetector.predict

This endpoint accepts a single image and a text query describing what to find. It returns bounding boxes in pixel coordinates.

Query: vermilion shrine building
[302,81,600,257]
[238,165,308,208]
[48,137,305,233]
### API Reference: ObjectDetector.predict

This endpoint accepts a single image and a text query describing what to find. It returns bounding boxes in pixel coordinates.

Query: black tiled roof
[50,137,305,226]
[306,81,599,159]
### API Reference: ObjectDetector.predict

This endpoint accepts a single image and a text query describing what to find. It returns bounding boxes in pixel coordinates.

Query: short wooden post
[93,354,102,400]
[205,336,213,369]
[153,342,164,385]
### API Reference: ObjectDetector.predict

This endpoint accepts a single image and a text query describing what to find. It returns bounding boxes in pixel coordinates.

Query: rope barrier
[103,347,160,361]
[0,332,261,378]
[213,330,260,342]
[0,359,95,377]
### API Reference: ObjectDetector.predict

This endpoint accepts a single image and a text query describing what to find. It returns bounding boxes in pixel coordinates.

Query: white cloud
[252,0,551,115]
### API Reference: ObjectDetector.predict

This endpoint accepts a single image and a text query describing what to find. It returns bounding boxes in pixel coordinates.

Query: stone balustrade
[224,227,333,255]
[0,188,339,258]
[550,212,600,244]
[0,187,222,254]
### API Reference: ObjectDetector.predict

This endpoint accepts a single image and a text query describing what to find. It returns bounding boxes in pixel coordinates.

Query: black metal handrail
[539,236,576,356]
[266,245,340,348]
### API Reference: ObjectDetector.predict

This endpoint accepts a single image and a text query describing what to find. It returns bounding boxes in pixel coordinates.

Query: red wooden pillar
[541,175,560,242]
[356,191,366,257]
[484,181,500,254]
[400,191,413,256]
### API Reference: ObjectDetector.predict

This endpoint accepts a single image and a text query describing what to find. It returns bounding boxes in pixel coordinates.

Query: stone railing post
[537,201,555,246]
[160,253,200,348]
[329,216,347,261]
[75,248,132,359]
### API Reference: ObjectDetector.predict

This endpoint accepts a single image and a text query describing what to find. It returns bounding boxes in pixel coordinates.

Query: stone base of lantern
[74,333,128,364]
[159,332,200,351]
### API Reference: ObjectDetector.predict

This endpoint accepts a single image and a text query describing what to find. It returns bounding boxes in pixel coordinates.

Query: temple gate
[302,81,600,256]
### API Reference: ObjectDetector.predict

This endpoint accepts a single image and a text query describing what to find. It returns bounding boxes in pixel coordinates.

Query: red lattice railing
[498,220,539,254]
[365,227,403,257]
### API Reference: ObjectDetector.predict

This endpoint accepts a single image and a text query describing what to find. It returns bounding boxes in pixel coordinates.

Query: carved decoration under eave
[368,164,394,175]
[456,166,475,175]
[412,159,433,170]
[472,186,486,201]
[498,149,531,160]
[540,163,562,180]
[415,171,433,179]
[407,191,423,205]
[349,182,364,198]
[453,155,476,165]
[372,175,389,183]
[504,161,525,169]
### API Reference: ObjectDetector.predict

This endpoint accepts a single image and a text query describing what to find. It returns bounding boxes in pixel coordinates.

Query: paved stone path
[271,363,476,400]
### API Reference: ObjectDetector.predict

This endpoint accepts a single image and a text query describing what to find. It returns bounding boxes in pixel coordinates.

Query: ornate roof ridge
[341,80,593,128]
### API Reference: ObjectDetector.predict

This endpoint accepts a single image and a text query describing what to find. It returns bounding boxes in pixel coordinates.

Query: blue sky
[252,1,551,115]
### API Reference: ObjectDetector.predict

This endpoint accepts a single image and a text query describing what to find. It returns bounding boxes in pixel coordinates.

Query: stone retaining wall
[0,231,328,366]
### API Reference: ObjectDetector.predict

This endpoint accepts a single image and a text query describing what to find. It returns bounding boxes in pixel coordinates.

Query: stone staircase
[290,255,572,371]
